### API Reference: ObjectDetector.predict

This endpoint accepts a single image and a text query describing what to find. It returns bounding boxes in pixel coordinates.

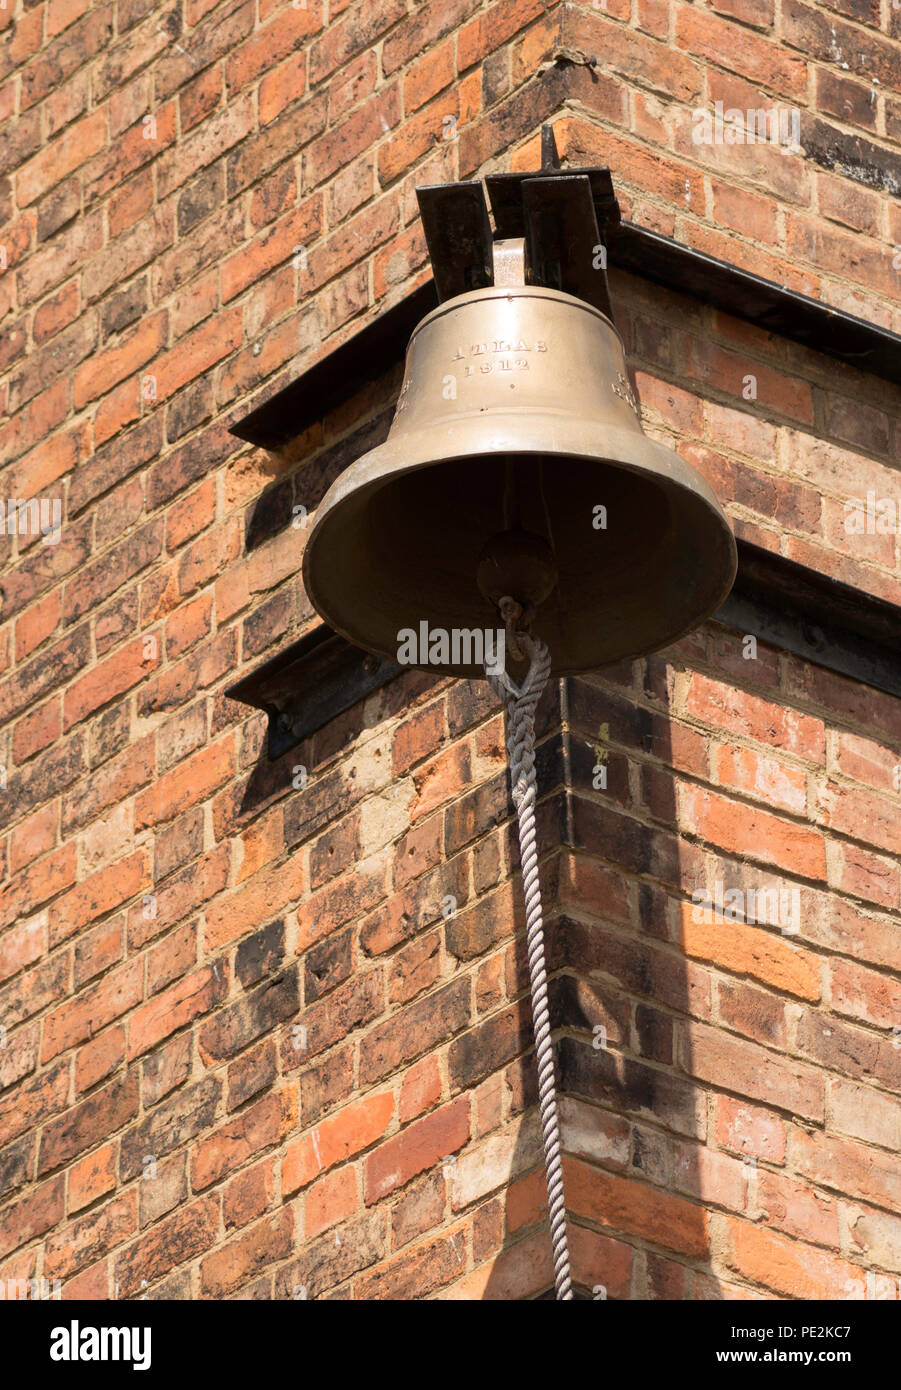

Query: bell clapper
[497,595,530,663]
[476,525,558,666]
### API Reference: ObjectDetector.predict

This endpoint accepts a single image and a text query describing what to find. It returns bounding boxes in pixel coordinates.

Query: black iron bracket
[718,543,901,700]
[415,124,620,314]
[226,625,402,761]
[415,181,495,303]
[607,221,901,382]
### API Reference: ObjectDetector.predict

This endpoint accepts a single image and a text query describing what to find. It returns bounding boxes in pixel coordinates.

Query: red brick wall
[0,0,899,1299]
[555,628,901,1299]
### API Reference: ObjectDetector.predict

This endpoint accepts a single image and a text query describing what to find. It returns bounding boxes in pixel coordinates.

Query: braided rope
[487,631,573,1301]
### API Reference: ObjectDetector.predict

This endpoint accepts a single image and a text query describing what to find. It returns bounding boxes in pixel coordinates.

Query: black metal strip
[416,181,494,303]
[226,626,402,760]
[229,280,438,450]
[541,123,561,171]
[609,221,901,383]
[522,174,613,320]
[716,542,901,700]
[227,541,901,757]
[485,166,620,241]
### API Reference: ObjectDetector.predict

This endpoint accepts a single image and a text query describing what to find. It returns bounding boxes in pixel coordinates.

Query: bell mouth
[302,277,737,678]
[302,423,737,679]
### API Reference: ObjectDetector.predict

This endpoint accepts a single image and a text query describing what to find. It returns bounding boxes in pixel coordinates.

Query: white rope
[486,629,574,1301]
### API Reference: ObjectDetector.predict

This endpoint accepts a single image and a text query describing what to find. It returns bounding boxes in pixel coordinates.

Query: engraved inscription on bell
[451,339,548,360]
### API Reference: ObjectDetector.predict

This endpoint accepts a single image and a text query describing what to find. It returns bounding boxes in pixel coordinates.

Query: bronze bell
[303,203,736,678]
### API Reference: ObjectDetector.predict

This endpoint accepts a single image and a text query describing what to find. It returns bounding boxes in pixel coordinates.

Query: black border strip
[609,222,901,381]
[230,282,438,450]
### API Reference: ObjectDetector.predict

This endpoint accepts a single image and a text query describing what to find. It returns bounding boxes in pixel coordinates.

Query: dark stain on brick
[236,920,286,989]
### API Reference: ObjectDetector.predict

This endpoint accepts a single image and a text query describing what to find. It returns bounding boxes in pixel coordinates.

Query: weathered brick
[722,1217,865,1298]
[0,1060,69,1149]
[0,1176,65,1260]
[45,1192,137,1281]
[191,1090,295,1190]
[283,1090,394,1196]
[0,1133,37,1202]
[68,1143,118,1213]
[0,946,71,1029]
[684,1022,825,1122]
[120,1076,221,1182]
[221,1156,274,1230]
[142,1032,192,1108]
[365,1097,470,1204]
[129,962,227,1059]
[274,1209,384,1300]
[50,850,151,947]
[43,959,143,1062]
[199,968,299,1063]
[677,903,820,1000]
[353,1220,468,1300]
[114,1195,219,1297]
[39,1072,139,1177]
[64,637,160,731]
[134,736,235,831]
[360,978,470,1087]
[201,1207,294,1297]
[227,1040,278,1113]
